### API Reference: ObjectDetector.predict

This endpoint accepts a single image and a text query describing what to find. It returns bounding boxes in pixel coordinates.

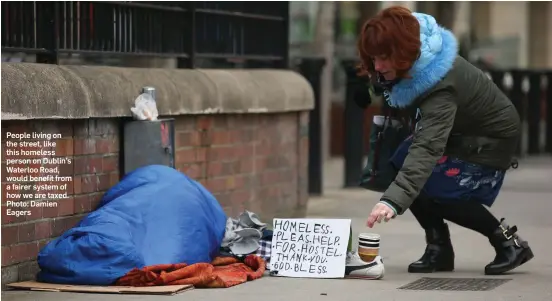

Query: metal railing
[1,1,289,68]
[487,69,552,155]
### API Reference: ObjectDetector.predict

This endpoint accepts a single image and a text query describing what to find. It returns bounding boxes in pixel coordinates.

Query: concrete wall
[380,1,415,11]
[490,2,529,68]
[470,1,552,69]
[528,2,552,69]
[548,3,552,68]
[1,63,314,284]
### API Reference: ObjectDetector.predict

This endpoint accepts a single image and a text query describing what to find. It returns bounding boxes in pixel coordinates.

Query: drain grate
[398,277,512,291]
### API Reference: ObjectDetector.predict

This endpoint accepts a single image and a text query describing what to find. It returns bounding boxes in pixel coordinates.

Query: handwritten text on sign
[270,218,351,278]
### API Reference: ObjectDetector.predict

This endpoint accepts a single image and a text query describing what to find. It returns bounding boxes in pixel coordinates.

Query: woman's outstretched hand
[367,202,396,228]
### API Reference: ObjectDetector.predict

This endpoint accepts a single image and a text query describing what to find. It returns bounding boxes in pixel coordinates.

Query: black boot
[408,223,455,273]
[485,218,534,275]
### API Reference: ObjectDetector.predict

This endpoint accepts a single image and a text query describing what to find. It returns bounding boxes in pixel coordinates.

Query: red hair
[357,6,421,79]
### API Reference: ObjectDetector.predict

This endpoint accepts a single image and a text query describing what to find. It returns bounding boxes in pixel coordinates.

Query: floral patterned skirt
[389,137,505,207]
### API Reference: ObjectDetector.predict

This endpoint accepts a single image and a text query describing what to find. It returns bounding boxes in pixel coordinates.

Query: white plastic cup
[373,115,401,127]
[373,115,386,126]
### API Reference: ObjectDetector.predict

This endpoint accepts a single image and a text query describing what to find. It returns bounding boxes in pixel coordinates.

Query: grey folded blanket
[221,210,267,255]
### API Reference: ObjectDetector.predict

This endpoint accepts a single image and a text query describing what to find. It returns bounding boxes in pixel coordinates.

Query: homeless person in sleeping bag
[357,6,533,275]
[36,165,230,286]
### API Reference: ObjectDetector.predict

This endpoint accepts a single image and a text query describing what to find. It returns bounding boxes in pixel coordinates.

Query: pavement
[3,156,552,301]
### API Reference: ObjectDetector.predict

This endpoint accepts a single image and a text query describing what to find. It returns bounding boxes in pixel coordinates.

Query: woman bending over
[360,6,533,275]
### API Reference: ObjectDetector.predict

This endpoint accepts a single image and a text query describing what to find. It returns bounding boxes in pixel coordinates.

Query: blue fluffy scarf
[384,13,459,108]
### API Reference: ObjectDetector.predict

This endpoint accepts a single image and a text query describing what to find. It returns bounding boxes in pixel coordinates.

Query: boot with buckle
[484,218,534,275]
[408,223,455,273]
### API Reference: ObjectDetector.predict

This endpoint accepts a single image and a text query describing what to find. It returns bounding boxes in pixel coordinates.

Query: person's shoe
[408,223,455,273]
[344,251,385,280]
[485,218,534,275]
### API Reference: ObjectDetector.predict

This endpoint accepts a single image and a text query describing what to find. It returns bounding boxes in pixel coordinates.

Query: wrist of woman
[378,199,399,216]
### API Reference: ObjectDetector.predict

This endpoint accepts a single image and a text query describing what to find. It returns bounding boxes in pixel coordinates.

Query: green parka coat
[379,13,520,214]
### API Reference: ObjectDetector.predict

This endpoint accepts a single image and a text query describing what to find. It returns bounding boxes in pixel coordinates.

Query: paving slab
[3,157,552,301]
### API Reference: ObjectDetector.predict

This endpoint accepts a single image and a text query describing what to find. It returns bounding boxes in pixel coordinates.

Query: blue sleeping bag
[36,165,227,285]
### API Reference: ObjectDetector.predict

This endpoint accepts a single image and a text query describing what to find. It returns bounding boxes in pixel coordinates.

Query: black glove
[353,84,372,109]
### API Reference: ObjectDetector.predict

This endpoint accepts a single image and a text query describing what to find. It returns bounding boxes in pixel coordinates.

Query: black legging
[409,195,500,238]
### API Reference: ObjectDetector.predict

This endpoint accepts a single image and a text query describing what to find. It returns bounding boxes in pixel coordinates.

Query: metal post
[489,70,505,92]
[296,57,326,195]
[509,69,524,156]
[36,1,59,64]
[341,59,366,188]
[280,1,290,70]
[546,72,552,153]
[178,2,196,69]
[527,71,542,155]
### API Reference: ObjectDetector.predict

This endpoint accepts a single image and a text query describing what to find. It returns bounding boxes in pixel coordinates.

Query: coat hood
[386,13,459,108]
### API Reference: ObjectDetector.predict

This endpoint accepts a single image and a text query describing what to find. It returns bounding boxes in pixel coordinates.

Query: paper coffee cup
[357,233,380,262]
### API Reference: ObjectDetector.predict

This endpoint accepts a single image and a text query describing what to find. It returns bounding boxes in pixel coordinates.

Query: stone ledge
[1,63,315,120]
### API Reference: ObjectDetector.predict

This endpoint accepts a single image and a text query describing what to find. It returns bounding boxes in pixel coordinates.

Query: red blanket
[115,255,265,288]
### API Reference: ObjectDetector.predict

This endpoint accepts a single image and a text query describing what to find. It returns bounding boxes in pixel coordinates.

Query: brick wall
[1,112,309,284]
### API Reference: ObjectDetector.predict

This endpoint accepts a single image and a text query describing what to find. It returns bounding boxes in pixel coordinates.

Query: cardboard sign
[270,218,351,278]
